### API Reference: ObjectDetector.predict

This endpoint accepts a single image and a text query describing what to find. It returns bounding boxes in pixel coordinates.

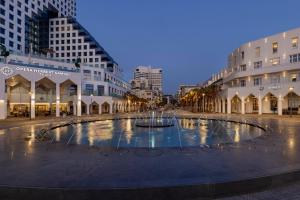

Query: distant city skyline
[77,0,300,94]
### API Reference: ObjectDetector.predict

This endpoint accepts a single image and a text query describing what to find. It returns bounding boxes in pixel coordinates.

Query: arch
[262,92,278,114]
[283,92,300,115]
[6,75,31,117]
[231,95,242,113]
[35,77,56,116]
[90,101,99,115]
[101,102,110,114]
[245,94,259,114]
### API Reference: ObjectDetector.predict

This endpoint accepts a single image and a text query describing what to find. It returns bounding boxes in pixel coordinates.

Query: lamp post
[202,93,205,113]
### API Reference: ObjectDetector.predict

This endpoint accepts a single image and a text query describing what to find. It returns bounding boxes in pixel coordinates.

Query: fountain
[134,111,175,128]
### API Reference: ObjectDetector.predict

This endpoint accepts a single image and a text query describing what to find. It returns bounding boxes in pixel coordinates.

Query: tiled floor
[1,111,300,199]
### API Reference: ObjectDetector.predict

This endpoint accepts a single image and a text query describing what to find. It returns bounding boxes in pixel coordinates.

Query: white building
[0,0,135,120]
[206,28,300,116]
[131,66,163,104]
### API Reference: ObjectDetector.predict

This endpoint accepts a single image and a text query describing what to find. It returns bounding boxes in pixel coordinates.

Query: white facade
[207,28,300,115]
[0,53,132,119]
[0,0,133,119]
[48,18,130,100]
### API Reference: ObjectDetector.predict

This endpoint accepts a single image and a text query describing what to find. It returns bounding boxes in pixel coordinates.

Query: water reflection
[50,118,264,148]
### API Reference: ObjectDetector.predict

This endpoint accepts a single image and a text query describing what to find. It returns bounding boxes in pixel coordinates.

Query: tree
[0,44,10,63]
[75,57,81,68]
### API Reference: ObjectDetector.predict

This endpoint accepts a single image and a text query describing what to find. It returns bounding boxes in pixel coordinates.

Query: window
[255,47,260,57]
[240,80,246,87]
[254,77,262,86]
[270,75,280,84]
[291,74,297,82]
[290,54,299,63]
[239,64,246,71]
[83,70,92,80]
[272,42,278,54]
[85,84,94,95]
[270,57,280,66]
[292,37,298,48]
[241,51,245,59]
[254,61,262,69]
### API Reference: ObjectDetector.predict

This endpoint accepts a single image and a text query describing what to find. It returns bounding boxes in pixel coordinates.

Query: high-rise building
[131,66,163,104]
[0,0,76,54]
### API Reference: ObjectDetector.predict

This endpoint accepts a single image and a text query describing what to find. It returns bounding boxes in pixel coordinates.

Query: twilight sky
[77,0,300,94]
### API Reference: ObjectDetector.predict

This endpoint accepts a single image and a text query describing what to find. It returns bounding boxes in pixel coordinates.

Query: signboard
[0,66,69,77]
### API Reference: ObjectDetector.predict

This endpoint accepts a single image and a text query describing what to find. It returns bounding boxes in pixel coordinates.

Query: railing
[228,78,300,89]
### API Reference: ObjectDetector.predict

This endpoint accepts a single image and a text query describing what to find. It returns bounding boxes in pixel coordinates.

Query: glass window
[255,47,260,57]
[254,61,262,69]
[240,80,246,87]
[272,42,278,54]
[292,37,298,48]
[270,57,280,66]
[254,77,262,86]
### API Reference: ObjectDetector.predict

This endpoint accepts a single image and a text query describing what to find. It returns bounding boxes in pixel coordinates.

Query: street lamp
[202,93,205,113]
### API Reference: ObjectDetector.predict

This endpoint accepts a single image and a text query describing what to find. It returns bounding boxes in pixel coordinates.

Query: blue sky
[77,0,300,94]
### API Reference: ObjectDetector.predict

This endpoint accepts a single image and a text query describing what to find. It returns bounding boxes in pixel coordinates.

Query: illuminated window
[292,37,298,48]
[272,42,278,54]
[291,75,297,82]
[255,47,260,57]
[270,57,280,66]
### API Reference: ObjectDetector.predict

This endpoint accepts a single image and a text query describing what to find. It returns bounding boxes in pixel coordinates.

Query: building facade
[0,0,135,120]
[131,66,163,104]
[204,28,300,116]
[0,0,76,54]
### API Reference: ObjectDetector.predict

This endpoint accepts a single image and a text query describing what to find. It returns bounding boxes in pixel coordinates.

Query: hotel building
[131,66,163,105]
[204,28,300,115]
[0,0,132,120]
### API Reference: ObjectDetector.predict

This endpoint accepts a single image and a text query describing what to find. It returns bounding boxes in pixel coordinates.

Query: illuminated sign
[0,66,14,76]
[15,67,69,76]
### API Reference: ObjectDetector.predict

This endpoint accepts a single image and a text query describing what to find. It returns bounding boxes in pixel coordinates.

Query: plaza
[1,0,300,200]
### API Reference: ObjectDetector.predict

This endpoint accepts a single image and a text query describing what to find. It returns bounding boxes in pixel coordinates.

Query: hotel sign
[0,66,69,77]
[16,67,69,76]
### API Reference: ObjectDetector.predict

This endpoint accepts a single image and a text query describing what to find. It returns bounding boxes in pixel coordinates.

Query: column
[258,96,262,115]
[30,81,35,119]
[109,103,113,114]
[56,83,60,117]
[0,77,7,119]
[77,84,82,117]
[241,97,245,114]
[219,99,222,113]
[73,101,77,116]
[86,103,90,115]
[227,97,231,114]
[278,96,283,116]
[99,103,102,114]
[222,99,226,114]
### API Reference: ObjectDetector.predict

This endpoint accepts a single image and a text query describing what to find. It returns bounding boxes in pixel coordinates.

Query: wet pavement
[0,111,300,199]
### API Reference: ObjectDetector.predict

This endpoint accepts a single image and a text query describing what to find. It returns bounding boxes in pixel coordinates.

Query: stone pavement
[1,110,300,199]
